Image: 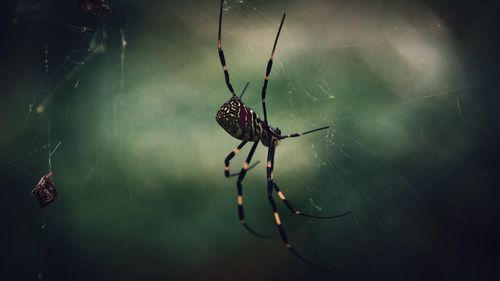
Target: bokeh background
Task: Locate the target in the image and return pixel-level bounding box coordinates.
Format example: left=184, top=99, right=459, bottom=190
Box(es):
left=1, top=0, right=499, bottom=280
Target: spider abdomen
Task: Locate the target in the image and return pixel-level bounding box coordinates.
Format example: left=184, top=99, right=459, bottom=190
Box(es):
left=216, top=96, right=263, bottom=143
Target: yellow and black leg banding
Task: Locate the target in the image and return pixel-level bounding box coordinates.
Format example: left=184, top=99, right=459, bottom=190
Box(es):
left=234, top=141, right=270, bottom=238
left=266, top=144, right=340, bottom=273
left=224, top=142, right=261, bottom=178
left=218, top=0, right=236, bottom=96
left=268, top=195, right=290, bottom=245
left=273, top=183, right=300, bottom=215
left=224, top=141, right=247, bottom=177
left=273, top=182, right=352, bottom=219
left=260, top=13, right=286, bottom=125
left=266, top=146, right=290, bottom=245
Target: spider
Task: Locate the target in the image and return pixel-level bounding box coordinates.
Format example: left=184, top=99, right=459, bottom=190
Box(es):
left=215, top=0, right=351, bottom=272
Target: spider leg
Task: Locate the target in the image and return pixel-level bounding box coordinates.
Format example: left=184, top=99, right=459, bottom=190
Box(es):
left=239, top=81, right=250, bottom=99
left=235, top=141, right=271, bottom=238
left=261, top=13, right=286, bottom=125
left=275, top=126, right=350, bottom=218
left=266, top=145, right=340, bottom=273
left=273, top=183, right=351, bottom=219
left=224, top=140, right=260, bottom=177
left=278, top=126, right=330, bottom=139
left=218, top=0, right=236, bottom=96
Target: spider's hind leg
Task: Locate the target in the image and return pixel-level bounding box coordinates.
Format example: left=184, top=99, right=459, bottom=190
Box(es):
left=266, top=145, right=341, bottom=273
left=273, top=183, right=351, bottom=219
left=234, top=141, right=271, bottom=238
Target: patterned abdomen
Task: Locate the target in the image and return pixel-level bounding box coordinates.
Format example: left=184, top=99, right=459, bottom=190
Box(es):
left=216, top=96, right=261, bottom=142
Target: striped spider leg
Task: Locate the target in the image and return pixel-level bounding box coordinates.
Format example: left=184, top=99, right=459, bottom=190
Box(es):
left=266, top=140, right=351, bottom=273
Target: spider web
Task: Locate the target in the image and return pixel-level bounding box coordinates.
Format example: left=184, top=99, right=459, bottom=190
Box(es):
left=1, top=0, right=497, bottom=280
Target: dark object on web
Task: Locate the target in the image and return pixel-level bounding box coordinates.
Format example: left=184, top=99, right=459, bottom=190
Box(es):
left=79, top=0, right=112, bottom=17
left=32, top=172, right=57, bottom=208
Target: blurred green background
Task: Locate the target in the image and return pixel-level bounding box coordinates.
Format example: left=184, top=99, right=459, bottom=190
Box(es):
left=1, top=0, right=499, bottom=280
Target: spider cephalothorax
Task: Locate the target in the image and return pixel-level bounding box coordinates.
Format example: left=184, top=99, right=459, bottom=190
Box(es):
left=215, top=0, right=350, bottom=272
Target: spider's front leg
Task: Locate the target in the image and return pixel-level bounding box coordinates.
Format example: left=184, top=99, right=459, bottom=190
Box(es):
left=277, top=126, right=330, bottom=140
left=273, top=182, right=351, bottom=219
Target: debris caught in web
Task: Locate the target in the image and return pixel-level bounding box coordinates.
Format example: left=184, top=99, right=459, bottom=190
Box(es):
left=78, top=0, right=112, bottom=17
left=32, top=172, right=57, bottom=208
